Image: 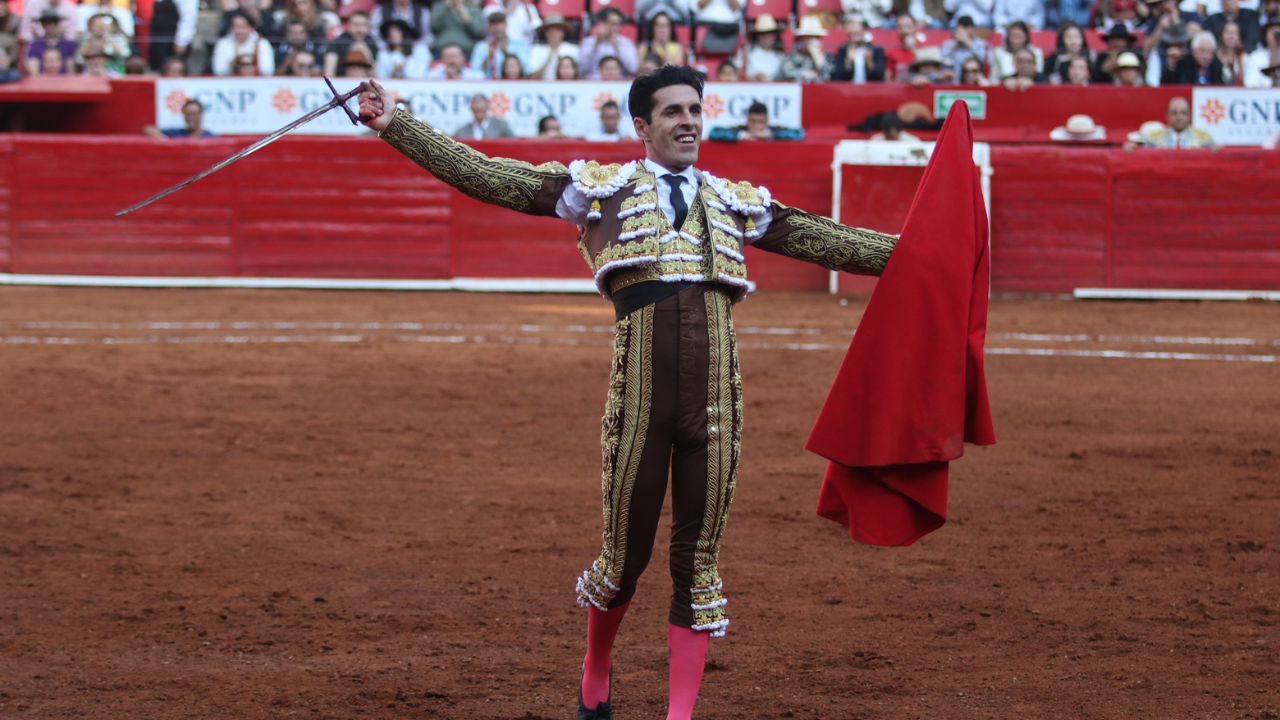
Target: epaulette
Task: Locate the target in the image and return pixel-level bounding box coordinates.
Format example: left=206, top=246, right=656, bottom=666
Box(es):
left=703, top=172, right=772, bottom=239
left=570, top=159, right=638, bottom=219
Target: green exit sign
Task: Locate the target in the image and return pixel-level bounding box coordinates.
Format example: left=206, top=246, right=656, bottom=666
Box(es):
left=934, top=91, right=987, bottom=120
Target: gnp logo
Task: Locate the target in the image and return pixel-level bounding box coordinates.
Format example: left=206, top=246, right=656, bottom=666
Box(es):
left=592, top=91, right=616, bottom=111
left=1199, top=98, right=1225, bottom=125
left=164, top=90, right=190, bottom=114
left=489, top=92, right=512, bottom=118
left=272, top=88, right=298, bottom=114
left=702, top=94, right=725, bottom=119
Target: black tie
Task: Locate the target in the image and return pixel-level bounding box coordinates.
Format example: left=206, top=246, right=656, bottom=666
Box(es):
left=664, top=175, right=688, bottom=231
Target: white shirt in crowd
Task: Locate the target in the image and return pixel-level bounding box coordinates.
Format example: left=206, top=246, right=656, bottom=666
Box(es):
left=484, top=0, right=541, bottom=44
left=211, top=31, right=275, bottom=76
left=527, top=42, right=579, bottom=79
left=690, top=0, right=739, bottom=24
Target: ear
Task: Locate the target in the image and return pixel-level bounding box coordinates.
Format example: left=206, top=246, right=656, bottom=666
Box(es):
left=633, top=115, right=650, bottom=142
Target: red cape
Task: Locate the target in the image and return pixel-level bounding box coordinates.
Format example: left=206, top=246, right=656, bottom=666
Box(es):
left=805, top=102, right=997, bottom=547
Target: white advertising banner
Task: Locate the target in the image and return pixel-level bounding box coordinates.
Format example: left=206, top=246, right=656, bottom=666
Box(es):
left=154, top=79, right=803, bottom=139
left=1191, top=87, right=1280, bottom=146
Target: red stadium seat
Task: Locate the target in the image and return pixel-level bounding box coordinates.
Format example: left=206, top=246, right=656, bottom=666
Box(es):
left=539, top=0, right=589, bottom=22
left=743, top=0, right=795, bottom=21
left=593, top=0, right=637, bottom=20
left=795, top=0, right=841, bottom=15
left=617, top=23, right=638, bottom=41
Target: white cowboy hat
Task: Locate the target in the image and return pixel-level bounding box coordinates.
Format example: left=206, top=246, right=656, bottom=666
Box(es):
left=1050, top=114, right=1107, bottom=141
left=751, top=13, right=780, bottom=34
left=794, top=15, right=828, bottom=37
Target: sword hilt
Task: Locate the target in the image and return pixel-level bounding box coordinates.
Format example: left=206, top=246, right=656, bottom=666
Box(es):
left=325, top=77, right=363, bottom=125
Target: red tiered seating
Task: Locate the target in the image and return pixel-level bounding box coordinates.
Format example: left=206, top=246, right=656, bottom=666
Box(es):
left=592, top=0, right=637, bottom=20
left=743, top=0, right=795, bottom=21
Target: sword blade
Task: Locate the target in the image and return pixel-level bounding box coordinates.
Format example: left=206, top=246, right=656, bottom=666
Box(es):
left=116, top=86, right=363, bottom=217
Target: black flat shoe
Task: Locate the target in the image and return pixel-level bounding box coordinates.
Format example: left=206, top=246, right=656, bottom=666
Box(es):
left=576, top=666, right=613, bottom=720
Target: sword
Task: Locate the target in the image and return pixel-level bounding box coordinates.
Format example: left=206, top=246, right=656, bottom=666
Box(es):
left=116, top=79, right=370, bottom=217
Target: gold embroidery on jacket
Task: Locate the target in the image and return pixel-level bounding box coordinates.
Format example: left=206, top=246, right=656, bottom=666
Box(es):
left=777, top=206, right=898, bottom=276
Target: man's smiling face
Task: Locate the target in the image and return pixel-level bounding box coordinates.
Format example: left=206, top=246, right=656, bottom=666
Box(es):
left=634, top=84, right=702, bottom=173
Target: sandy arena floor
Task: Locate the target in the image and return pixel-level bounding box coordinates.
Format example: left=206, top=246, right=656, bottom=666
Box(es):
left=0, top=288, right=1276, bottom=720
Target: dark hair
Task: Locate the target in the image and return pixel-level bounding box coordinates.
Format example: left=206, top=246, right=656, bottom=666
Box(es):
left=1005, top=20, right=1030, bottom=50
left=557, top=55, right=580, bottom=78
left=747, top=101, right=768, bottom=115
left=601, top=99, right=620, bottom=111
left=537, top=115, right=558, bottom=133
left=598, top=54, right=622, bottom=70
left=649, top=11, right=673, bottom=38
left=881, top=111, right=903, bottom=133
left=1055, top=20, right=1083, bottom=51
left=596, top=7, right=623, bottom=24
left=628, top=64, right=704, bottom=123
left=349, top=10, right=370, bottom=20
left=228, top=9, right=257, bottom=29
left=956, top=15, right=974, bottom=27
left=182, top=98, right=204, bottom=112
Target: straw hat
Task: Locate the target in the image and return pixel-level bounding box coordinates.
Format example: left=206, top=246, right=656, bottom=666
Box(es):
left=539, top=14, right=571, bottom=33
left=341, top=47, right=374, bottom=68
left=1127, top=120, right=1165, bottom=143
left=909, top=46, right=946, bottom=71
left=794, top=15, right=828, bottom=37
left=751, top=13, right=780, bottom=34
left=1050, top=114, right=1107, bottom=141
left=1116, top=51, right=1141, bottom=68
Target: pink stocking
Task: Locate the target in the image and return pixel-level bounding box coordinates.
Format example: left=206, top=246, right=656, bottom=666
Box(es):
left=581, top=601, right=631, bottom=708
left=666, top=623, right=709, bottom=720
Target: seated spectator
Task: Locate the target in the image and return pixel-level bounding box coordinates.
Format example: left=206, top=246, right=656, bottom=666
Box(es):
left=709, top=101, right=805, bottom=141
left=1141, top=0, right=1201, bottom=37
left=80, top=43, right=121, bottom=77
left=25, top=9, right=77, bottom=75
left=454, top=93, right=515, bottom=139
left=1264, top=0, right=1280, bottom=26
left=1207, top=0, right=1260, bottom=50
left=275, top=20, right=326, bottom=71
left=144, top=99, right=217, bottom=139
left=20, top=1, right=76, bottom=45
left=471, top=11, right=530, bottom=78
left=1113, top=49, right=1146, bottom=82
left=1172, top=30, right=1227, bottom=81
left=637, top=0, right=689, bottom=28
left=371, top=0, right=433, bottom=48
left=233, top=52, right=261, bottom=75
left=907, top=0, right=952, bottom=29
left=147, top=0, right=198, bottom=73
left=282, top=48, right=321, bottom=75
left=0, top=45, right=18, bottom=83
left=780, top=16, right=834, bottom=82
left=869, top=111, right=921, bottom=140
left=991, top=20, right=1043, bottom=82
left=940, top=15, right=987, bottom=72
left=427, top=43, right=486, bottom=78
left=79, top=14, right=130, bottom=75
left=556, top=55, right=580, bottom=79
left=694, top=0, right=741, bottom=54
left=1046, top=21, right=1092, bottom=80
left=586, top=100, right=633, bottom=140
left=1098, top=0, right=1141, bottom=32
left=214, top=10, right=276, bottom=75
left=580, top=9, right=638, bottom=79
left=884, top=13, right=923, bottom=80
left=1064, top=53, right=1092, bottom=83
left=944, top=0, right=992, bottom=28
left=959, top=54, right=992, bottom=83
left=123, top=54, right=148, bottom=75
left=716, top=58, right=741, bottom=79
left=598, top=54, right=626, bottom=80
left=905, top=45, right=955, bottom=85
left=281, top=0, right=333, bottom=46
left=1003, top=46, right=1047, bottom=87
left=744, top=14, right=785, bottom=82
left=38, top=44, right=67, bottom=74
left=1092, top=24, right=1137, bottom=82
left=833, top=14, right=888, bottom=82
left=340, top=47, right=374, bottom=77
left=993, top=0, right=1046, bottom=29
left=1259, top=46, right=1280, bottom=85
left=0, top=2, right=20, bottom=64
left=1130, top=96, right=1217, bottom=148
left=163, top=56, right=187, bottom=76
left=844, top=0, right=893, bottom=30
left=324, top=11, right=377, bottom=76
left=1243, top=19, right=1280, bottom=85
left=537, top=114, right=570, bottom=138
left=639, top=51, right=664, bottom=74
left=431, top=0, right=485, bottom=56
left=378, top=19, right=431, bottom=78
left=220, top=0, right=277, bottom=42
left=1216, top=20, right=1246, bottom=81
left=500, top=53, right=525, bottom=78
left=527, top=15, right=578, bottom=80
left=1052, top=0, right=1093, bottom=29
left=485, top=0, right=541, bottom=45
left=1145, top=21, right=1191, bottom=84
left=639, top=12, right=686, bottom=66
left=76, top=0, right=133, bottom=39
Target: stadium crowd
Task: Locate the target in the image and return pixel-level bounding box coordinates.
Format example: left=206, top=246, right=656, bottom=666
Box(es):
left=2, top=0, right=1278, bottom=87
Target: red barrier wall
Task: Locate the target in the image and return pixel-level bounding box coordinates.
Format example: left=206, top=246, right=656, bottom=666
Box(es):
left=2, top=134, right=1278, bottom=293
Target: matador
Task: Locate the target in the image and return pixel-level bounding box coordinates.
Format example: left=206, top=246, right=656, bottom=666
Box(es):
left=357, top=67, right=899, bottom=720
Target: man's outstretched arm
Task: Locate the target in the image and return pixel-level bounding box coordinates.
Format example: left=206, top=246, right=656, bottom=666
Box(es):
left=358, top=81, right=570, bottom=218
left=751, top=202, right=898, bottom=277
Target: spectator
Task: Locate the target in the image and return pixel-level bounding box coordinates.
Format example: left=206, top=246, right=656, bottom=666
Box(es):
left=371, top=0, right=433, bottom=48
left=779, top=15, right=833, bottom=82
left=959, top=54, right=992, bottom=82
left=716, top=58, right=741, bottom=79
left=580, top=9, right=638, bottom=78
left=281, top=0, right=332, bottom=45
left=991, top=20, right=1043, bottom=82
left=454, top=93, right=515, bottom=139
left=843, top=0, right=893, bottom=29
left=1146, top=20, right=1192, bottom=83
left=496, top=53, right=522, bottom=78
left=79, top=14, right=130, bottom=75
left=1046, top=22, right=1091, bottom=80
left=586, top=100, right=633, bottom=140
left=1257, top=46, right=1280, bottom=85
left=471, top=11, right=530, bottom=78
left=378, top=19, right=430, bottom=78
left=324, top=11, right=377, bottom=76
left=940, top=15, right=988, bottom=72
left=709, top=100, right=805, bottom=141
left=527, top=15, right=578, bottom=80
left=638, top=51, right=664, bottom=73
left=1173, top=30, right=1227, bottom=80
left=144, top=99, right=217, bottom=138
left=233, top=52, right=261, bottom=75
left=992, top=0, right=1045, bottom=29
left=1243, top=19, right=1280, bottom=85
left=0, top=3, right=20, bottom=64
left=598, top=54, right=625, bottom=79
left=214, top=10, right=276, bottom=75
left=901, top=0, right=952, bottom=29
left=0, top=45, right=19, bottom=83
left=905, top=45, right=955, bottom=85
left=430, top=0, right=485, bottom=56
left=693, top=0, right=742, bottom=53
left=1216, top=19, right=1247, bottom=80
left=76, top=0, right=133, bottom=39
left=1003, top=46, right=1047, bottom=86
left=340, top=47, right=374, bottom=77
left=537, top=114, right=570, bottom=138
left=274, top=20, right=325, bottom=71
left=1098, top=0, right=1142, bottom=32
left=1141, top=0, right=1200, bottom=36
left=162, top=56, right=187, bottom=76
left=1114, top=49, right=1147, bottom=81
left=38, top=44, right=66, bottom=74
left=1050, top=0, right=1093, bottom=29
left=869, top=111, right=921, bottom=140
left=220, top=0, right=277, bottom=42
left=943, top=0, right=993, bottom=28
left=427, top=42, right=485, bottom=78
left=484, top=0, right=541, bottom=45
left=1264, top=0, right=1280, bottom=26
left=282, top=48, right=321, bottom=75
left=556, top=55, right=580, bottom=78
left=25, top=9, right=77, bottom=75
left=744, top=14, right=785, bottom=81
left=1092, top=24, right=1137, bottom=82
left=637, top=0, right=689, bottom=27
left=79, top=43, right=119, bottom=77
left=885, top=13, right=923, bottom=80
left=1208, top=0, right=1261, bottom=50
left=1064, top=53, right=1093, bottom=82
left=832, top=14, right=887, bottom=81
left=20, top=0, right=75, bottom=44
left=638, top=12, right=686, bottom=66
left=1130, top=96, right=1217, bottom=148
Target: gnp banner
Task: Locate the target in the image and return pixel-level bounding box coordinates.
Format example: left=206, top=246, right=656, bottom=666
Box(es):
left=154, top=78, right=802, bottom=139
left=1192, top=88, right=1280, bottom=146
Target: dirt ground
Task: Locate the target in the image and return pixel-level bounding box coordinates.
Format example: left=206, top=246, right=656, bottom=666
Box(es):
left=0, top=287, right=1276, bottom=720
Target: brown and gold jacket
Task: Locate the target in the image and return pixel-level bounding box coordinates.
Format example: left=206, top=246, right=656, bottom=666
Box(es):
left=379, top=110, right=898, bottom=301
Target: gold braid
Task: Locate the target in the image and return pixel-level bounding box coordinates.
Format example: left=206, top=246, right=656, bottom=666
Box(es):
left=775, top=203, right=898, bottom=276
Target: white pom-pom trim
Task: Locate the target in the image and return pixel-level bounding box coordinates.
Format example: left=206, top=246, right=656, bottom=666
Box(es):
left=619, top=227, right=658, bottom=241
left=618, top=202, right=657, bottom=219
left=633, top=183, right=654, bottom=194
left=716, top=273, right=750, bottom=288
left=660, top=273, right=705, bottom=282
left=691, top=597, right=728, bottom=610
left=704, top=173, right=771, bottom=216
left=715, top=244, right=745, bottom=262
left=710, top=220, right=743, bottom=239
left=659, top=253, right=703, bottom=262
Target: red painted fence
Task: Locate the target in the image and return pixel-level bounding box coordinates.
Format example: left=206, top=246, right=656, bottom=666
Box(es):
left=2, top=134, right=1278, bottom=293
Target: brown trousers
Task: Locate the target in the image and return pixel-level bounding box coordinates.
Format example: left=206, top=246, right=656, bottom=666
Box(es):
left=575, top=284, right=742, bottom=637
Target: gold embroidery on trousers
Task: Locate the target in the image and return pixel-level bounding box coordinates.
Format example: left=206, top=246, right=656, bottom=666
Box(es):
left=576, top=304, right=654, bottom=610
left=779, top=209, right=898, bottom=276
